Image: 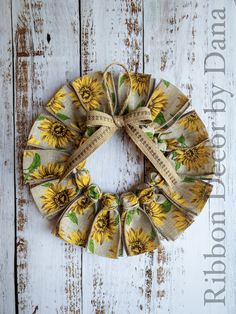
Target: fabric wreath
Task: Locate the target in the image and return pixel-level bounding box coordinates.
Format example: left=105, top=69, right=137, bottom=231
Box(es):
left=23, top=63, right=215, bottom=259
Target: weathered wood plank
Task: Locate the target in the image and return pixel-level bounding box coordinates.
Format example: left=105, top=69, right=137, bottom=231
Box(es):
left=144, top=0, right=236, bottom=313
left=0, top=1, right=15, bottom=313
left=13, top=1, right=82, bottom=313
left=0, top=0, right=233, bottom=313
left=80, top=1, right=157, bottom=313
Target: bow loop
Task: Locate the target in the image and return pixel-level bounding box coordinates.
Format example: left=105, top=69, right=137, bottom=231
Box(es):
left=59, top=63, right=182, bottom=188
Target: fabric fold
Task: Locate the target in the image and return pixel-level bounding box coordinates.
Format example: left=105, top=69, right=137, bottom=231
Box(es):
left=55, top=184, right=102, bottom=247
left=87, top=193, right=121, bottom=259
left=121, top=192, right=160, bottom=256
left=23, top=63, right=215, bottom=259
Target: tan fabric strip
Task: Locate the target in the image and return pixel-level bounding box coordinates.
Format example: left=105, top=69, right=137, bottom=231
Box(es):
left=60, top=106, right=180, bottom=188
left=86, top=111, right=115, bottom=128
left=125, top=124, right=181, bottom=187
left=86, top=107, right=152, bottom=128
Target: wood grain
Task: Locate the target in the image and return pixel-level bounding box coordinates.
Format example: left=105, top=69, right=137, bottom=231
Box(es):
left=0, top=0, right=236, bottom=313
left=13, top=0, right=82, bottom=313
left=0, top=1, right=15, bottom=313
left=80, top=1, right=153, bottom=313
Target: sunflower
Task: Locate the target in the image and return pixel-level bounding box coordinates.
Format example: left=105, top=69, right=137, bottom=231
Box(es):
left=189, top=181, right=212, bottom=210
left=130, top=73, right=150, bottom=96
left=72, top=75, right=104, bottom=110
left=75, top=169, right=91, bottom=189
left=174, top=144, right=211, bottom=171
left=138, top=187, right=156, bottom=205
left=101, top=193, right=119, bottom=209
left=56, top=226, right=66, bottom=239
left=148, top=172, right=165, bottom=188
left=165, top=138, right=180, bottom=150
left=46, top=88, right=66, bottom=113
left=68, top=91, right=81, bottom=106
left=107, top=243, right=119, bottom=259
left=70, top=195, right=93, bottom=215
left=172, top=209, right=192, bottom=232
left=178, top=111, right=207, bottom=136
left=125, top=228, right=157, bottom=256
left=40, top=182, right=77, bottom=215
left=27, top=135, right=40, bottom=146
left=177, top=94, right=189, bottom=108
left=67, top=230, right=89, bottom=247
left=91, top=210, right=117, bottom=244
left=147, top=88, right=168, bottom=120
left=23, top=150, right=34, bottom=157
left=121, top=192, right=139, bottom=210
left=145, top=201, right=166, bottom=226
left=30, top=163, right=64, bottom=180
left=168, top=190, right=189, bottom=209
left=39, top=118, right=75, bottom=148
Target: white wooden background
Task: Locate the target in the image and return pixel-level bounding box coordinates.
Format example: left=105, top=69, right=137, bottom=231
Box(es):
left=0, top=0, right=235, bottom=313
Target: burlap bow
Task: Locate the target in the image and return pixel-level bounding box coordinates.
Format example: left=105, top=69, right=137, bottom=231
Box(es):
left=60, top=63, right=180, bottom=188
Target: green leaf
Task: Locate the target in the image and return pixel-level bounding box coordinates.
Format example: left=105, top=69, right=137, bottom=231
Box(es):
left=177, top=135, right=187, bottom=147
left=66, top=212, right=78, bottom=225
left=161, top=200, right=172, bottom=213
left=119, top=75, right=126, bottom=87
left=145, top=132, right=154, bottom=139
left=27, top=153, right=41, bottom=173
left=111, top=92, right=116, bottom=105
left=172, top=151, right=177, bottom=158
left=114, top=215, right=120, bottom=226
left=41, top=182, right=53, bottom=188
left=85, top=127, right=95, bottom=137
left=36, top=115, right=45, bottom=121
left=154, top=112, right=166, bottom=125
left=137, top=100, right=145, bottom=108
left=23, top=173, right=30, bottom=183
left=150, top=228, right=156, bottom=240
left=125, top=210, right=135, bottom=225
left=88, top=239, right=94, bottom=253
left=173, top=112, right=182, bottom=121
left=163, top=80, right=170, bottom=88
left=175, top=161, right=181, bottom=171
left=88, top=185, right=100, bottom=199
left=182, top=176, right=195, bottom=183
left=119, top=245, right=123, bottom=256
left=56, top=112, right=70, bottom=121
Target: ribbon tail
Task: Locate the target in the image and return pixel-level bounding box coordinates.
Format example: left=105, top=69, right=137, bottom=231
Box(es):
left=59, top=126, right=116, bottom=182
left=125, top=124, right=181, bottom=188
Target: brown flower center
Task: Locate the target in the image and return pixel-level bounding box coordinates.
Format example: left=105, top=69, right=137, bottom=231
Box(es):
left=80, top=87, right=92, bottom=103
left=54, top=190, right=69, bottom=207
left=51, top=122, right=67, bottom=137
left=185, top=147, right=199, bottom=161
left=135, top=74, right=148, bottom=84
left=79, top=196, right=90, bottom=208
left=130, top=240, right=145, bottom=254
left=96, top=215, right=109, bottom=231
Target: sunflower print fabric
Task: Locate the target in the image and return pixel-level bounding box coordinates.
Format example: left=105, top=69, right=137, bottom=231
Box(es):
left=23, top=65, right=214, bottom=258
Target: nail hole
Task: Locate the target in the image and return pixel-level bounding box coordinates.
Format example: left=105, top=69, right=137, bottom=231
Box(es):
left=47, top=33, right=51, bottom=43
